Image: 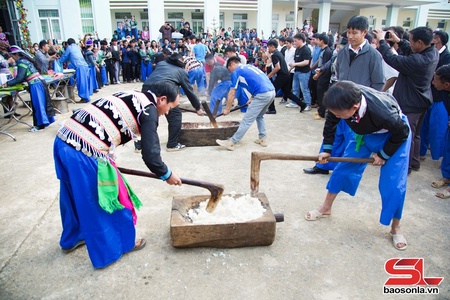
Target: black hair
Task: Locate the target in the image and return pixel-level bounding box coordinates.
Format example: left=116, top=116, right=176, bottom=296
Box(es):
left=365, top=33, right=373, bottom=44
left=293, top=33, right=306, bottom=42
left=205, top=53, right=214, bottom=61
left=267, top=39, right=278, bottom=48
left=224, top=46, right=235, bottom=53
left=226, top=56, right=241, bottom=68
left=323, top=81, right=362, bottom=110
left=312, top=33, right=320, bottom=39
left=166, top=52, right=185, bottom=68
left=347, top=15, right=369, bottom=31
left=279, top=37, right=286, bottom=42
left=67, top=38, right=76, bottom=45
left=435, top=64, right=450, bottom=84
left=434, top=31, right=449, bottom=46
left=317, top=33, right=329, bottom=45
left=39, top=40, right=48, bottom=49
left=409, top=26, right=433, bottom=45
left=286, top=37, right=294, bottom=43
left=162, top=48, right=172, bottom=55
left=145, top=81, right=179, bottom=103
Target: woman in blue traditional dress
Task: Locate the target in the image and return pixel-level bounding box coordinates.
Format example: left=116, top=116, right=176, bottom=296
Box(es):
left=53, top=81, right=182, bottom=269
left=3, top=45, right=55, bottom=131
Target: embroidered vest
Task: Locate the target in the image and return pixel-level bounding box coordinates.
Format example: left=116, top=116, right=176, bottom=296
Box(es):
left=57, top=91, right=151, bottom=159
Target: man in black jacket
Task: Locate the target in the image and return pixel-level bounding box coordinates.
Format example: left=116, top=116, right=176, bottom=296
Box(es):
left=305, top=81, right=411, bottom=251
left=141, top=53, right=205, bottom=151
left=375, top=26, right=438, bottom=174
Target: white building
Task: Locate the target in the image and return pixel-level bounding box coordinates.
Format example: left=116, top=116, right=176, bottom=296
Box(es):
left=3, top=0, right=449, bottom=45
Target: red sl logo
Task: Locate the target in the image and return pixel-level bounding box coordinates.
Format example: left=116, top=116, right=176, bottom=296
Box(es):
left=385, top=258, right=444, bottom=286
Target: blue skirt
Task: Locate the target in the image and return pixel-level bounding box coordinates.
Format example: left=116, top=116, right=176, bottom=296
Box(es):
left=88, top=65, right=98, bottom=95
left=29, top=80, right=55, bottom=127
left=53, top=138, right=136, bottom=268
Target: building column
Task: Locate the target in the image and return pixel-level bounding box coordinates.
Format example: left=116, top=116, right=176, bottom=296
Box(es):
left=317, top=0, right=331, bottom=33
left=385, top=5, right=400, bottom=27
left=258, top=0, right=272, bottom=40
left=204, top=0, right=220, bottom=37
left=92, top=0, right=112, bottom=39
left=414, top=4, right=431, bottom=28
left=59, top=1, right=83, bottom=40
left=148, top=0, right=165, bottom=42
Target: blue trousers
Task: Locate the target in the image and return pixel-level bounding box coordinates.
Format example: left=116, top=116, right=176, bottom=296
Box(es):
left=209, top=80, right=232, bottom=114
left=53, top=138, right=136, bottom=268
left=317, top=120, right=355, bottom=170
left=419, top=101, right=447, bottom=160
left=326, top=115, right=411, bottom=226
left=76, top=65, right=90, bottom=101
left=235, top=86, right=249, bottom=113
left=188, top=68, right=206, bottom=93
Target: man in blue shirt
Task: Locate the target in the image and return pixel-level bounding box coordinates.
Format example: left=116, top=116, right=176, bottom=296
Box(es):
left=58, top=38, right=90, bottom=102
left=216, top=56, right=275, bottom=150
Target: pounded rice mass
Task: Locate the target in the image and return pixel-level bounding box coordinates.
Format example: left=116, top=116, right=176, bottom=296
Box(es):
left=187, top=193, right=266, bottom=224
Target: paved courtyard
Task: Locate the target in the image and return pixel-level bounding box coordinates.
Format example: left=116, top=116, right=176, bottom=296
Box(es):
left=0, top=83, right=448, bottom=299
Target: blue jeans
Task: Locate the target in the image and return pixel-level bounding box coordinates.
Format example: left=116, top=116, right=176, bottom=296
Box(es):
left=293, top=71, right=311, bottom=106
left=231, top=90, right=275, bottom=143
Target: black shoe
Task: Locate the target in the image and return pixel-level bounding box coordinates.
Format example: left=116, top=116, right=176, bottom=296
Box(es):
left=303, top=166, right=329, bottom=175
left=77, top=98, right=89, bottom=103
left=266, top=110, right=276, bottom=114
left=61, top=240, right=86, bottom=254
left=299, top=100, right=307, bottom=112
left=411, top=166, right=420, bottom=171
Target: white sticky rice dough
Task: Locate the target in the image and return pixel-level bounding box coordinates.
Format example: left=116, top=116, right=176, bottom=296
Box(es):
left=187, top=193, right=266, bottom=224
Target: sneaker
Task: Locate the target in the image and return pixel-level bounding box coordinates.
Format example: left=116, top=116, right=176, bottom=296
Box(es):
left=254, top=137, right=268, bottom=147
left=286, top=103, right=299, bottom=108
left=279, top=99, right=287, bottom=104
left=216, top=139, right=235, bottom=151
left=166, top=143, right=186, bottom=152
left=28, top=126, right=44, bottom=132
left=265, top=110, right=277, bottom=114
left=135, top=148, right=142, bottom=153
left=304, top=106, right=311, bottom=111
left=314, top=114, right=325, bottom=120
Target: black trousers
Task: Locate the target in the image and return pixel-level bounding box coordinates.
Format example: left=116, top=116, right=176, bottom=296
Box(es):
left=165, top=106, right=182, bottom=148
left=309, top=73, right=318, bottom=105
left=105, top=59, right=115, bottom=84
left=317, top=79, right=330, bottom=118
left=268, top=74, right=303, bottom=112
left=122, top=62, right=131, bottom=82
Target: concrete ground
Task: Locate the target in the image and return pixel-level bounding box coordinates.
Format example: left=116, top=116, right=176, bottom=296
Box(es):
left=0, top=83, right=448, bottom=300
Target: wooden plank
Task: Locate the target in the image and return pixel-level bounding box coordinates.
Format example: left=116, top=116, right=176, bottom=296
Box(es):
left=170, top=193, right=276, bottom=248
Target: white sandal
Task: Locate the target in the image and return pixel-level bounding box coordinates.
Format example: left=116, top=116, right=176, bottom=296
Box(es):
left=305, top=209, right=330, bottom=221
